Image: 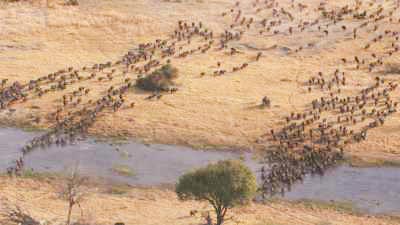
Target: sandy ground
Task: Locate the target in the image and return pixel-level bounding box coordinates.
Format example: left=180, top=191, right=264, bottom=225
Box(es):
left=0, top=176, right=399, bottom=225
left=0, top=0, right=399, bottom=165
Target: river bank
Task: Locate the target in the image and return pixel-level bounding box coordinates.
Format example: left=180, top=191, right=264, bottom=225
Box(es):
left=0, top=176, right=399, bottom=225
left=1, top=127, right=400, bottom=216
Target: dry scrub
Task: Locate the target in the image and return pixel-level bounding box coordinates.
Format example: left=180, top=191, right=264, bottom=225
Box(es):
left=0, top=176, right=399, bottom=225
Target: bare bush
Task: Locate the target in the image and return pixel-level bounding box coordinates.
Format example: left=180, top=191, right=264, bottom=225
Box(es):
left=59, top=168, right=87, bottom=225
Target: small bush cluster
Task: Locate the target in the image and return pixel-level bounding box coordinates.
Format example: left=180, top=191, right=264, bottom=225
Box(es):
left=135, top=64, right=178, bottom=91
left=64, top=0, right=79, bottom=6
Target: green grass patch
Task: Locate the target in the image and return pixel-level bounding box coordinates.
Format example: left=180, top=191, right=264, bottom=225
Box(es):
left=0, top=121, right=48, bottom=133
left=118, top=149, right=131, bottom=159
left=94, top=135, right=129, bottom=145
left=253, top=220, right=288, bottom=225
left=314, top=222, right=334, bottom=225
left=291, top=199, right=361, bottom=215
left=0, top=169, right=62, bottom=181
left=111, top=165, right=136, bottom=177
left=106, top=184, right=132, bottom=195
left=20, top=125, right=47, bottom=133
left=346, top=155, right=400, bottom=168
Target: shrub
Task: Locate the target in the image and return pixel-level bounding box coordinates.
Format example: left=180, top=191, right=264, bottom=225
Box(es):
left=65, top=0, right=79, bottom=6
left=135, top=64, right=178, bottom=91
left=176, top=160, right=257, bottom=225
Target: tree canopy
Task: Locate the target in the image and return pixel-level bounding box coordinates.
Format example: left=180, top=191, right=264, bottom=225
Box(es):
left=176, top=160, right=257, bottom=225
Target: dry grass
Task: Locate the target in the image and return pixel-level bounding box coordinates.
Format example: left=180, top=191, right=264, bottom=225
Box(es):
left=2, top=1, right=400, bottom=224
left=0, top=177, right=398, bottom=225
left=383, top=62, right=400, bottom=75
left=0, top=204, right=40, bottom=225
left=0, top=0, right=399, bottom=166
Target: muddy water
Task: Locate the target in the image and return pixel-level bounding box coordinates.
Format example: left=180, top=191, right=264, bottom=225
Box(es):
left=0, top=128, right=399, bottom=215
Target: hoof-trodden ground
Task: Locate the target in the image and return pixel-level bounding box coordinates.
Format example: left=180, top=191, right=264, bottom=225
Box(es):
left=1, top=0, right=400, bottom=224
left=0, top=0, right=400, bottom=163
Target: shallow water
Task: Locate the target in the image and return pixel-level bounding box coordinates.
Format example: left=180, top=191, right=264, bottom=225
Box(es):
left=0, top=128, right=399, bottom=215
left=0, top=128, right=256, bottom=185
left=285, top=166, right=400, bottom=215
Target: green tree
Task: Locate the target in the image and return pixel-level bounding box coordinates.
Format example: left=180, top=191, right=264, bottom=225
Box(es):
left=176, top=160, right=257, bottom=225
